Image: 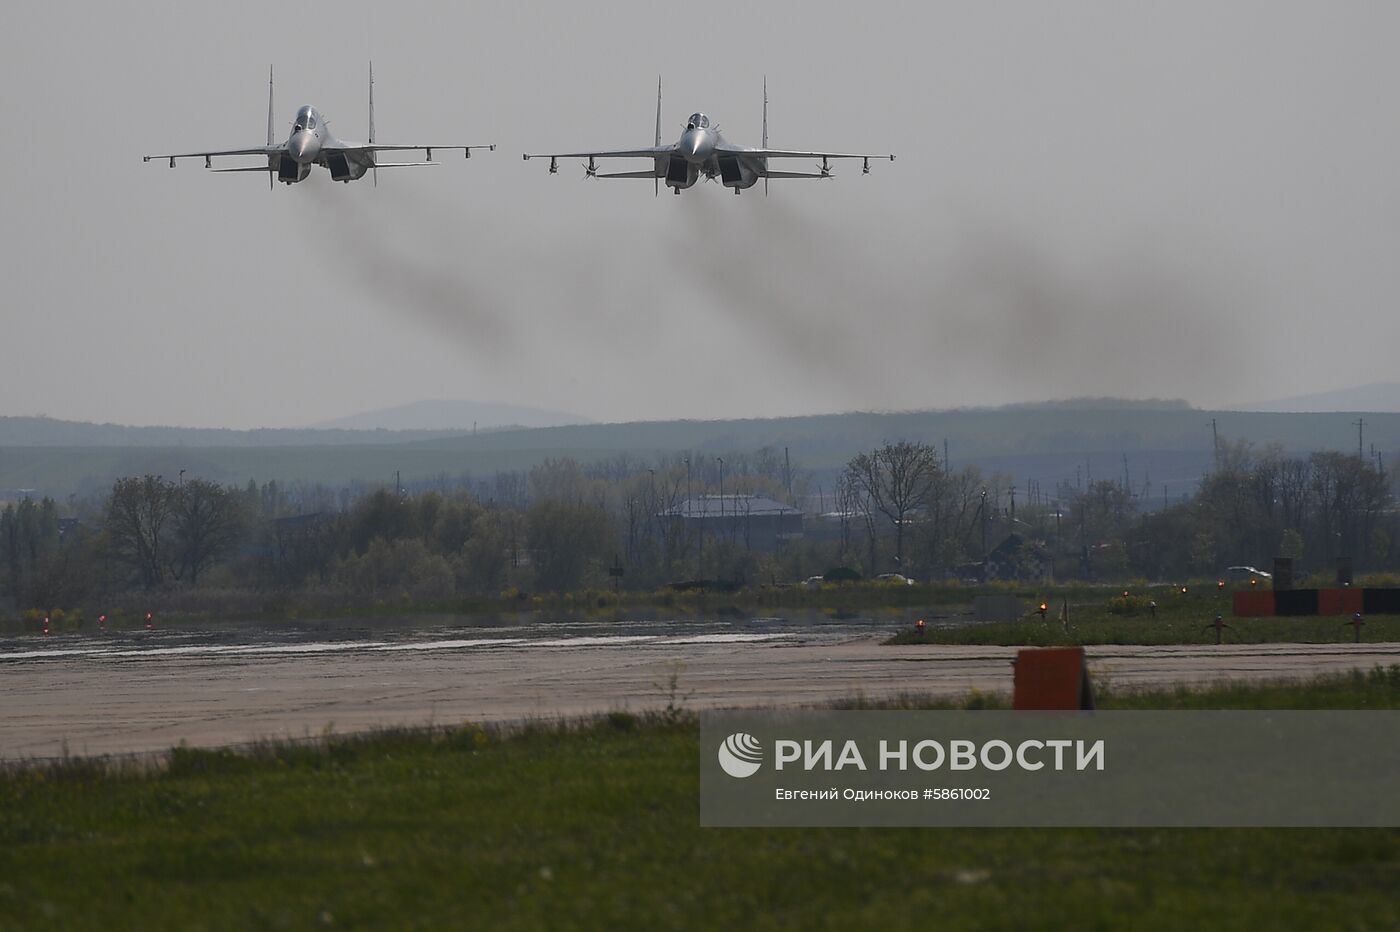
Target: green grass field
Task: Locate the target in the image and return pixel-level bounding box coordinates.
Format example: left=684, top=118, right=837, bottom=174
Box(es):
left=884, top=586, right=1400, bottom=646
left=2, top=669, right=1398, bottom=930
left=19, top=580, right=1395, bottom=650
left=885, top=613, right=1400, bottom=646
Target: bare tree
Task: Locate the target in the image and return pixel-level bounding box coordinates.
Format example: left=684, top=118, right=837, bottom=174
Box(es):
left=172, top=479, right=247, bottom=585
left=106, top=475, right=179, bottom=589
left=844, top=441, right=941, bottom=572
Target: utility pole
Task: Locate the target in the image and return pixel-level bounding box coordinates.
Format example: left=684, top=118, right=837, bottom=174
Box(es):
left=1211, top=418, right=1219, bottom=470
left=784, top=446, right=792, bottom=504
left=717, top=457, right=725, bottom=548
left=980, top=488, right=988, bottom=566
left=1080, top=504, right=1088, bottom=578
left=647, top=468, right=656, bottom=556
left=692, top=459, right=703, bottom=576
left=1355, top=418, right=1366, bottom=461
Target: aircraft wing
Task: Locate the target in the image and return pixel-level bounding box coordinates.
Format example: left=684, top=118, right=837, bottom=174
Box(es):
left=524, top=147, right=672, bottom=161
left=143, top=146, right=280, bottom=166
left=719, top=147, right=895, bottom=162
left=331, top=144, right=495, bottom=158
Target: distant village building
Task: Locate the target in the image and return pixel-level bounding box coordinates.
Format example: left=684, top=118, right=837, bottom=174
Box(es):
left=954, top=533, right=1051, bottom=583
left=660, top=495, right=803, bottom=552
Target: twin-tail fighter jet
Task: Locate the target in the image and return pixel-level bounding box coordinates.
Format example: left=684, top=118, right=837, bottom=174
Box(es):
left=143, top=66, right=494, bottom=187
left=523, top=78, right=894, bottom=195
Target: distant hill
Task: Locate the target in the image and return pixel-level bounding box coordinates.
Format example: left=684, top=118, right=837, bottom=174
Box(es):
left=311, top=400, right=592, bottom=432
left=396, top=408, right=1397, bottom=479
left=1233, top=383, right=1400, bottom=413
left=2, top=405, right=1396, bottom=500
left=993, top=397, right=1192, bottom=412
left=0, top=416, right=462, bottom=448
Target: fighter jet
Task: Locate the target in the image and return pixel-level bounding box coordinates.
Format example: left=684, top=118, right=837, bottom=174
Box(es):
left=523, top=78, right=893, bottom=195
left=144, top=66, right=494, bottom=186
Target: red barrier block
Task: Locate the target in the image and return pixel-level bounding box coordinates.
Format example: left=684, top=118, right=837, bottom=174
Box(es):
left=1316, top=589, right=1364, bottom=616
left=1232, top=590, right=1276, bottom=617
left=1013, top=647, right=1095, bottom=710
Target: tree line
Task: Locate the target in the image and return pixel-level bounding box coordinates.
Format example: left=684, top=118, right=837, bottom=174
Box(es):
left=1, top=439, right=1395, bottom=615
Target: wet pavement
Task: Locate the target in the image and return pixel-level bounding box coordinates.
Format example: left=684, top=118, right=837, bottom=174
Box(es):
left=2, top=616, right=1397, bottom=760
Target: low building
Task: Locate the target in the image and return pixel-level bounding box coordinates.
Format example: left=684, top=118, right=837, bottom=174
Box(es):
left=660, top=495, right=803, bottom=552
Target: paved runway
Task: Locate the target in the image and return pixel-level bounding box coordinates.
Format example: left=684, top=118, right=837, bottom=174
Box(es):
left=3, top=635, right=1398, bottom=760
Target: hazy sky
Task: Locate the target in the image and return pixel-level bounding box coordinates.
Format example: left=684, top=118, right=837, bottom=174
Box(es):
left=4, top=2, right=1400, bottom=428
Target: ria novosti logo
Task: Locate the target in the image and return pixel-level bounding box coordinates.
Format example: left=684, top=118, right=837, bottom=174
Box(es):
left=718, top=733, right=763, bottom=778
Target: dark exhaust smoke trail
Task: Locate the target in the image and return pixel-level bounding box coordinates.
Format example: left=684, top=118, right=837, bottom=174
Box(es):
left=303, top=174, right=1258, bottom=414
left=672, top=192, right=1258, bottom=409
left=302, top=180, right=518, bottom=355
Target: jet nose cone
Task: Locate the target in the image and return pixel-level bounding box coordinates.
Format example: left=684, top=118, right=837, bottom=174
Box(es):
left=682, top=130, right=711, bottom=163
left=290, top=131, right=319, bottom=164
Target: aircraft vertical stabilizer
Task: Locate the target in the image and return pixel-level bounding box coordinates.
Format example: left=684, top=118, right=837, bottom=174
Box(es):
left=762, top=77, right=768, bottom=148
left=266, top=66, right=275, bottom=145
left=267, top=66, right=275, bottom=189
left=369, top=61, right=377, bottom=187
left=762, top=77, right=769, bottom=196
left=654, top=75, right=663, bottom=197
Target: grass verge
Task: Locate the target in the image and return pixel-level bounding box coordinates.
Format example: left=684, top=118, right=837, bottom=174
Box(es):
left=886, top=604, right=1400, bottom=646
left=2, top=669, right=1399, bottom=930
